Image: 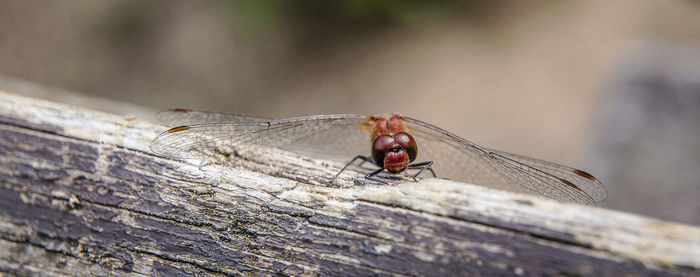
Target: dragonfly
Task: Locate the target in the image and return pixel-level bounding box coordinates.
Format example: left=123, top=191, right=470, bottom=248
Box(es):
left=150, top=109, right=607, bottom=205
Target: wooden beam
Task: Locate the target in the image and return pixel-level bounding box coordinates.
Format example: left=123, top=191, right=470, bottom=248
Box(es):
left=0, top=91, right=698, bottom=276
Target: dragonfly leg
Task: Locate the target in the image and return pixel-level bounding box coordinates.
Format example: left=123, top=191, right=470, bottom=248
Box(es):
left=363, top=167, right=388, bottom=184
left=407, top=161, right=436, bottom=181
left=330, top=155, right=376, bottom=184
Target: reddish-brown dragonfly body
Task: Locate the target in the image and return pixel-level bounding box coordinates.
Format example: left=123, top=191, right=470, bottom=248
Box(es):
left=365, top=114, right=418, bottom=173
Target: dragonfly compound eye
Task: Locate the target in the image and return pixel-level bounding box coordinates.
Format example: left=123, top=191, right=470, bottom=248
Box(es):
left=371, top=135, right=394, bottom=167
left=393, top=132, right=417, bottom=162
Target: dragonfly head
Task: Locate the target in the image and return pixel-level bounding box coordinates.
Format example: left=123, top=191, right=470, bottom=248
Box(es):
left=371, top=132, right=417, bottom=173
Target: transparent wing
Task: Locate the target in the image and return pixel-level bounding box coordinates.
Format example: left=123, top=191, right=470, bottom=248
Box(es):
left=150, top=114, right=370, bottom=162
left=155, top=108, right=273, bottom=125
left=404, top=117, right=607, bottom=205
left=485, top=149, right=607, bottom=203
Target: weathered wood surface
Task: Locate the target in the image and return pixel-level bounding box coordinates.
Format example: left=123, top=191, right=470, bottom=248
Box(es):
left=0, top=91, right=698, bottom=277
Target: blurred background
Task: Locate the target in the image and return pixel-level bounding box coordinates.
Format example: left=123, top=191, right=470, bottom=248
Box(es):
left=0, top=0, right=698, bottom=224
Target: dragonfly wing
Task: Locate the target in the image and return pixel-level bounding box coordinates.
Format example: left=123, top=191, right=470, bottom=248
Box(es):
left=150, top=114, right=370, bottom=163
left=150, top=122, right=271, bottom=160
left=278, top=118, right=371, bottom=162
left=155, top=109, right=273, bottom=125
left=485, top=149, right=607, bottom=202
left=404, top=117, right=604, bottom=205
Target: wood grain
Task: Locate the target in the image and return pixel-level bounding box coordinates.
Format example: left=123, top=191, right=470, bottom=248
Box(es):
left=0, top=91, right=698, bottom=276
